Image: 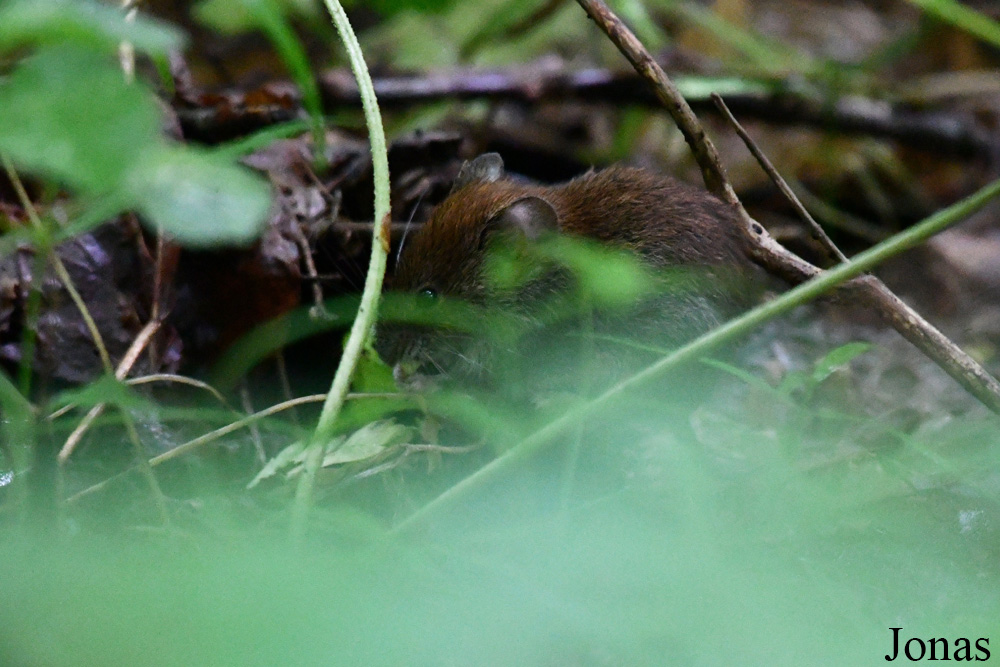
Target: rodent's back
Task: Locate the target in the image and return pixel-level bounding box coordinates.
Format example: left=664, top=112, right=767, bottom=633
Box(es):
left=391, top=164, right=757, bottom=304
left=550, top=167, right=751, bottom=270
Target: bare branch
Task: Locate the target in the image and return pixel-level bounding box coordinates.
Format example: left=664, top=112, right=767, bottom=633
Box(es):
left=574, top=0, right=1000, bottom=415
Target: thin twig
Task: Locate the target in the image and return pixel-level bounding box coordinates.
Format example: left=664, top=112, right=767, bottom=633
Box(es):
left=287, top=214, right=331, bottom=319
left=151, top=394, right=326, bottom=466
left=57, top=319, right=162, bottom=462
left=125, top=373, right=230, bottom=404
left=713, top=94, right=1000, bottom=414
left=240, top=381, right=268, bottom=465
left=48, top=372, right=230, bottom=423
left=711, top=93, right=847, bottom=264
left=119, top=0, right=141, bottom=83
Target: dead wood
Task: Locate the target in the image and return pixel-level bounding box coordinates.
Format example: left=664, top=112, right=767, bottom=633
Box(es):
left=313, top=67, right=995, bottom=159
left=168, top=62, right=996, bottom=160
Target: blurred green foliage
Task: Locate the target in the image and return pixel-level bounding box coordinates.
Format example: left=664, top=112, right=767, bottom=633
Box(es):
left=0, top=45, right=164, bottom=197
left=3, top=383, right=998, bottom=664
left=195, top=0, right=327, bottom=155
left=905, top=0, right=1000, bottom=49
left=0, top=0, right=184, bottom=53
left=194, top=0, right=320, bottom=33
left=345, top=0, right=460, bottom=15
left=0, top=0, right=270, bottom=247
left=1, top=2, right=999, bottom=664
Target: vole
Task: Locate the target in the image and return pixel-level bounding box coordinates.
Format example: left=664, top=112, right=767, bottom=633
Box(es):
left=378, top=153, right=763, bottom=387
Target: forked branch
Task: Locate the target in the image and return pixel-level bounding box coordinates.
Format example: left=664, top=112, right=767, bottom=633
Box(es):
left=574, top=0, right=1000, bottom=414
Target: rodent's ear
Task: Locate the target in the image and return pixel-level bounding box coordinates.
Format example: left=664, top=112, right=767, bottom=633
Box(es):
left=483, top=196, right=559, bottom=245
left=452, top=153, right=504, bottom=191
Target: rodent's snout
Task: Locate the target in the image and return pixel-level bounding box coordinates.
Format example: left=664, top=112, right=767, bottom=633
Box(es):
left=374, top=323, right=442, bottom=389
left=391, top=357, right=438, bottom=391
left=391, top=359, right=417, bottom=385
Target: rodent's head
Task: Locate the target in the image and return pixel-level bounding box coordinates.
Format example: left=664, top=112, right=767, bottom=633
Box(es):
left=379, top=154, right=561, bottom=384
left=391, top=154, right=559, bottom=305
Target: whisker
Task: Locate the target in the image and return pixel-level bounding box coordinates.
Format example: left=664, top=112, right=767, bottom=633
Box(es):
left=396, top=191, right=426, bottom=267
left=420, top=349, right=447, bottom=376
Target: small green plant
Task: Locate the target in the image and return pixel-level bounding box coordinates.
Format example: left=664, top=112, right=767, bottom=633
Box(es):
left=707, top=341, right=873, bottom=406
left=0, top=0, right=272, bottom=247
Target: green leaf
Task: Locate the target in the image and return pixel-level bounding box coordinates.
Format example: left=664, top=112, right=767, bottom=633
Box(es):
left=0, top=0, right=184, bottom=55
left=352, top=348, right=397, bottom=394
left=249, top=421, right=410, bottom=488
left=904, top=0, right=1000, bottom=50
left=323, top=420, right=410, bottom=466
left=811, top=342, right=872, bottom=384
left=127, top=145, right=272, bottom=247
left=195, top=0, right=318, bottom=34
left=776, top=370, right=810, bottom=396
left=247, top=439, right=309, bottom=488
left=0, top=45, right=162, bottom=195
left=0, top=45, right=270, bottom=247
left=550, top=238, right=653, bottom=307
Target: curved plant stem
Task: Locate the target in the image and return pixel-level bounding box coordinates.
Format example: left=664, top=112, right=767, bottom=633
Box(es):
left=394, top=176, right=1000, bottom=533
left=292, top=0, right=391, bottom=542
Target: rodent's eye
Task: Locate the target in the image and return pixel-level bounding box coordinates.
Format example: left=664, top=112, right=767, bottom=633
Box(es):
left=419, top=287, right=438, bottom=300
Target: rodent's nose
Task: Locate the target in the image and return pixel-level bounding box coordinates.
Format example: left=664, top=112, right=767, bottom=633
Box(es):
left=392, top=358, right=421, bottom=386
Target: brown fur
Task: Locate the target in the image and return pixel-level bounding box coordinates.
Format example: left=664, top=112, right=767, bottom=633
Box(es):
left=392, top=167, right=755, bottom=299
left=382, top=165, right=763, bottom=383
